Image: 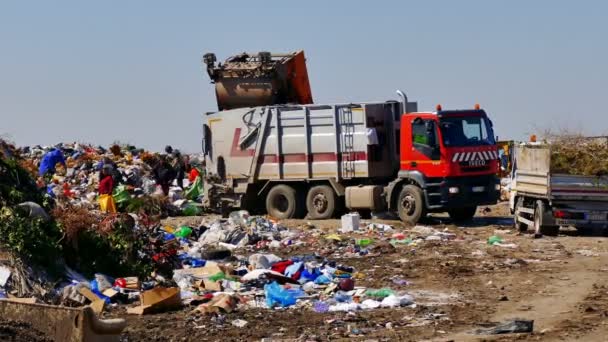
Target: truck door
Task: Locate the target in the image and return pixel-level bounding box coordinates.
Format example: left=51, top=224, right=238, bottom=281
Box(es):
left=402, top=117, right=443, bottom=177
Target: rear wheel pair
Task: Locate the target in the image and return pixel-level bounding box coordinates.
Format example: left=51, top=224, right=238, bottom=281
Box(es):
left=515, top=198, right=559, bottom=236
left=265, top=184, right=336, bottom=220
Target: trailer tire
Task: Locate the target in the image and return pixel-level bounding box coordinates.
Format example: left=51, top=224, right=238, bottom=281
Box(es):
left=306, top=185, right=336, bottom=219
left=266, top=184, right=303, bottom=219
left=448, top=206, right=477, bottom=223
left=397, top=185, right=426, bottom=225
left=534, top=200, right=559, bottom=236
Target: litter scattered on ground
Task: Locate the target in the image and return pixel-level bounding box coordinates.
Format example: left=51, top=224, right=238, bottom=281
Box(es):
left=474, top=319, right=534, bottom=335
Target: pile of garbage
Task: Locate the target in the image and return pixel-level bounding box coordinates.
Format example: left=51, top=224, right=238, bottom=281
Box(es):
left=16, top=142, right=205, bottom=216
left=51, top=211, right=417, bottom=316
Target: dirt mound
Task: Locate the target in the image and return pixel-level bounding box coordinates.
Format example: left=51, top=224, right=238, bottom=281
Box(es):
left=0, top=318, right=52, bottom=342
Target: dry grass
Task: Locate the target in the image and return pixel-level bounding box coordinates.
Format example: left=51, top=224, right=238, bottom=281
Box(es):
left=544, top=131, right=608, bottom=176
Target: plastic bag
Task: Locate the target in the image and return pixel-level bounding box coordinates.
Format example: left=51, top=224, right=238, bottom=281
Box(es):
left=98, top=194, right=117, bottom=213
left=174, top=226, right=193, bottom=238
left=113, top=185, right=131, bottom=204
left=185, top=176, right=203, bottom=200
left=265, top=281, right=298, bottom=308
left=182, top=204, right=202, bottom=216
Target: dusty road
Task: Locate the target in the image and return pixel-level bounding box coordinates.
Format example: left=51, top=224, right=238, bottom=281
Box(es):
left=116, top=203, right=608, bottom=341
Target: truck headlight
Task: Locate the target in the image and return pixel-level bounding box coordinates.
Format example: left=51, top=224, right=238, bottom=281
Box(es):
left=449, top=187, right=460, bottom=194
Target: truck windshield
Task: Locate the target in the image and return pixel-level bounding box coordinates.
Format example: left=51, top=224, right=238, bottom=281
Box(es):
left=440, top=116, right=495, bottom=147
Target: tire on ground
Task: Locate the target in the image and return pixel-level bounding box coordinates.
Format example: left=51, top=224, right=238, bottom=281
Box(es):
left=265, top=184, right=304, bottom=219
left=534, top=200, right=559, bottom=236
left=306, top=185, right=337, bottom=219
left=397, top=184, right=426, bottom=225
left=448, top=206, right=477, bottom=222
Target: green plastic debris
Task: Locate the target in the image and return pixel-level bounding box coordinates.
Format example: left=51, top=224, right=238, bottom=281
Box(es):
left=356, top=238, right=373, bottom=247
left=209, top=272, right=226, bottom=282
left=488, top=235, right=503, bottom=245
left=174, top=226, right=192, bottom=238
left=390, top=238, right=412, bottom=247
left=112, top=185, right=131, bottom=204
left=365, top=288, right=395, bottom=299
left=182, top=204, right=202, bottom=216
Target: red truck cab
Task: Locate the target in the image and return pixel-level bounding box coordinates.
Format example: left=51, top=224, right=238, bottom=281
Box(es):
left=388, top=106, right=500, bottom=224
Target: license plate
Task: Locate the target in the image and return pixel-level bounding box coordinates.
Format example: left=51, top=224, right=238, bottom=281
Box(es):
left=472, top=186, right=485, bottom=193
left=588, top=212, right=606, bottom=221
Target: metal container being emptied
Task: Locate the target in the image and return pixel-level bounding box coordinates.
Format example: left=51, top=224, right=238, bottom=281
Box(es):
left=203, top=51, right=313, bottom=111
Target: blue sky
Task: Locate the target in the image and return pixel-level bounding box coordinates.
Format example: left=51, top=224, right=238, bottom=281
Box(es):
left=1, top=1, right=607, bottom=152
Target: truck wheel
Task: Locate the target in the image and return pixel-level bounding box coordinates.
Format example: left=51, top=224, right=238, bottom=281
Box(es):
left=266, top=184, right=303, bottom=219
left=448, top=206, right=477, bottom=223
left=397, top=185, right=426, bottom=225
left=514, top=197, right=528, bottom=232
left=306, top=185, right=336, bottom=219
left=534, top=200, right=559, bottom=236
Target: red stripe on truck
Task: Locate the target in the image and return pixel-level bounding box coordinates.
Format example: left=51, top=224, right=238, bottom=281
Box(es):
left=259, top=152, right=367, bottom=164
left=230, top=128, right=256, bottom=157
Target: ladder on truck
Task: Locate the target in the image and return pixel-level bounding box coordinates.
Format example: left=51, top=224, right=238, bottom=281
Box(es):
left=339, top=106, right=356, bottom=179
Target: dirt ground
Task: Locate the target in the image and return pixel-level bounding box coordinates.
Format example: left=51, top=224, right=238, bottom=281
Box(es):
left=0, top=318, right=52, bottom=342
left=112, top=203, right=608, bottom=342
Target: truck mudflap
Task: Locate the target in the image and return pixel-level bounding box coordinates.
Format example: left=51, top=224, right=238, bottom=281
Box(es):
left=425, top=175, right=500, bottom=210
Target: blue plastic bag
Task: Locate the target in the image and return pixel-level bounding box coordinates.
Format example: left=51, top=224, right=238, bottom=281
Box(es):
left=314, top=275, right=331, bottom=285
left=264, top=281, right=298, bottom=308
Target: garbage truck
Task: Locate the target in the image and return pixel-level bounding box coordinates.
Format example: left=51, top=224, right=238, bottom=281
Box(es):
left=200, top=92, right=500, bottom=224
left=510, top=142, right=608, bottom=235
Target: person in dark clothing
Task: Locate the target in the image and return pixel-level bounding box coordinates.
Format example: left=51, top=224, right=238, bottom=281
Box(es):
left=153, top=156, right=176, bottom=196
left=165, top=145, right=185, bottom=189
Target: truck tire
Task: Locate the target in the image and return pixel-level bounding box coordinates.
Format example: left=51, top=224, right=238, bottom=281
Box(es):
left=266, top=184, right=303, bottom=219
left=448, top=206, right=477, bottom=223
left=306, top=185, right=336, bottom=219
left=397, top=185, right=426, bottom=225
left=514, top=197, right=528, bottom=232
left=534, top=200, right=559, bottom=236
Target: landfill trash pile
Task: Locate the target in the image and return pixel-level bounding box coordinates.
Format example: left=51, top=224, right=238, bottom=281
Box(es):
left=14, top=141, right=205, bottom=216
left=545, top=133, right=608, bottom=176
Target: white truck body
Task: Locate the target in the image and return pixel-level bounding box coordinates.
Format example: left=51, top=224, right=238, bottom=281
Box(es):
left=201, top=101, right=402, bottom=212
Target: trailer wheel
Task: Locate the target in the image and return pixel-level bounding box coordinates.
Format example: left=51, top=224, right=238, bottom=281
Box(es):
left=306, top=185, right=336, bottom=219
left=397, top=185, right=426, bottom=225
left=265, top=184, right=303, bottom=219
left=534, top=200, right=559, bottom=236
left=448, top=206, right=477, bottom=223
left=514, top=197, right=528, bottom=232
